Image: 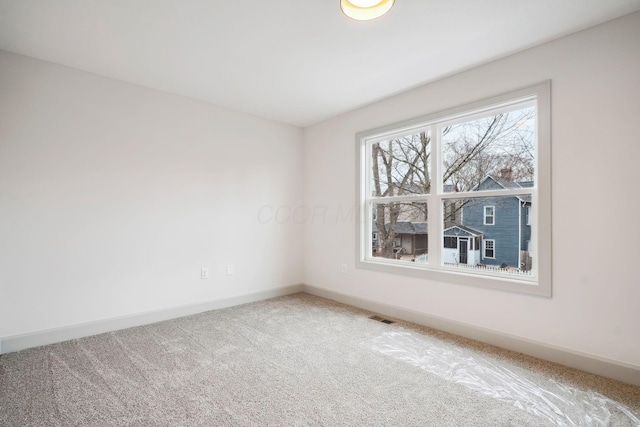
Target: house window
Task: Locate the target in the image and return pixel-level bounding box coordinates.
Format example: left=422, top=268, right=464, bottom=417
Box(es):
left=484, top=206, right=495, bottom=225
left=484, top=239, right=496, bottom=259
left=444, top=236, right=457, bottom=248
left=357, top=82, right=552, bottom=296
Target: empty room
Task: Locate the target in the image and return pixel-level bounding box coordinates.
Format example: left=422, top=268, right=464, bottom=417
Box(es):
left=1, top=1, right=640, bottom=425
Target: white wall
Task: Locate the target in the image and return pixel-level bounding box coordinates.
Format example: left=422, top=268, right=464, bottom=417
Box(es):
left=0, top=51, right=303, bottom=338
left=2, top=12, right=639, bottom=372
left=303, top=12, right=640, bottom=368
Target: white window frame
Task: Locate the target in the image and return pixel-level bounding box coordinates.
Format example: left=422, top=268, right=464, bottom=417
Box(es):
left=356, top=82, right=552, bottom=297
left=483, top=239, right=496, bottom=259
left=484, top=206, right=495, bottom=225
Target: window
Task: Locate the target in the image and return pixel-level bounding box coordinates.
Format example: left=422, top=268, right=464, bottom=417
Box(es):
left=444, top=236, right=457, bottom=249
left=484, top=206, right=495, bottom=225
left=483, top=239, right=495, bottom=259
left=357, top=82, right=552, bottom=296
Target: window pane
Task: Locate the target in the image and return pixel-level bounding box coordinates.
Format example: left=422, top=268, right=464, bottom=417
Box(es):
left=484, top=240, right=495, bottom=258
left=442, top=197, right=533, bottom=276
left=441, top=106, right=535, bottom=193
left=371, top=201, right=428, bottom=263
left=484, top=206, right=495, bottom=225
left=443, top=236, right=457, bottom=249
left=371, top=130, right=431, bottom=197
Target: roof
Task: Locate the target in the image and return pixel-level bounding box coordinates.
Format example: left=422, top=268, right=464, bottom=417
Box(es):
left=483, top=175, right=524, bottom=190
left=443, top=225, right=484, bottom=237
left=475, top=175, right=532, bottom=204
left=372, top=221, right=428, bottom=235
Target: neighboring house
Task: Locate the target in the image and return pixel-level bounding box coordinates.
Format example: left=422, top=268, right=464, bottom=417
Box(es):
left=372, top=221, right=428, bottom=261
left=448, top=168, right=532, bottom=269
left=374, top=169, right=532, bottom=270
left=442, top=225, right=483, bottom=265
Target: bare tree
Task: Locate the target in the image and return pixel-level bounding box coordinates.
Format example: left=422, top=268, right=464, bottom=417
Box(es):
left=442, top=110, right=535, bottom=191
left=372, top=132, right=431, bottom=258
left=371, top=108, right=534, bottom=259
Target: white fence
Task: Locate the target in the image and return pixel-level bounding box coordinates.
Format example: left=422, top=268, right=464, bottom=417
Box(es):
left=443, top=262, right=532, bottom=276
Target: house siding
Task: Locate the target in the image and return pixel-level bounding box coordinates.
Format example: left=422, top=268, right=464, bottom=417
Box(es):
left=463, top=196, right=521, bottom=268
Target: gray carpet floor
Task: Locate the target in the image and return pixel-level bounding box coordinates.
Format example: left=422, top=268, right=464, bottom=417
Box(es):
left=1, top=293, right=639, bottom=426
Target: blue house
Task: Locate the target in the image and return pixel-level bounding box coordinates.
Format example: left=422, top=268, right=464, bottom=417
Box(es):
left=372, top=170, right=532, bottom=269
left=444, top=169, right=532, bottom=270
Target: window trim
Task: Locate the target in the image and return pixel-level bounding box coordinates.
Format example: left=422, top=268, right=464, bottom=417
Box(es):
left=483, top=239, right=496, bottom=259
left=483, top=206, right=495, bottom=225
left=356, top=81, right=552, bottom=297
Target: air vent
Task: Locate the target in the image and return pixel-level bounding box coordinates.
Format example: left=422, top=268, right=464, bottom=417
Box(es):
left=369, top=315, right=395, bottom=324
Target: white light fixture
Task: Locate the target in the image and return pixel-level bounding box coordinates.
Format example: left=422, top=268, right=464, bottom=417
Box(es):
left=340, top=0, right=395, bottom=21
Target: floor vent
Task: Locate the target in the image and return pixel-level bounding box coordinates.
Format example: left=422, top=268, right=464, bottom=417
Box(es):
left=369, top=315, right=395, bottom=324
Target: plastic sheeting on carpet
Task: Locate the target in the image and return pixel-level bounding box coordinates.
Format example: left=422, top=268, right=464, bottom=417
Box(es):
left=367, top=331, right=640, bottom=427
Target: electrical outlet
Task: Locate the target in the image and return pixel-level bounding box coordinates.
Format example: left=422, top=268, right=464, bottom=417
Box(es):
left=201, top=268, right=209, bottom=279
left=341, top=264, right=347, bottom=274
left=226, top=265, right=234, bottom=276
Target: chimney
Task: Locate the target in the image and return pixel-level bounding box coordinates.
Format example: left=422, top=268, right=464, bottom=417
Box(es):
left=500, top=167, right=513, bottom=181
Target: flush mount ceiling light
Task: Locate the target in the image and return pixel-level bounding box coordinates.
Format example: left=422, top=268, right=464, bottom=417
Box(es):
left=340, top=0, right=395, bottom=21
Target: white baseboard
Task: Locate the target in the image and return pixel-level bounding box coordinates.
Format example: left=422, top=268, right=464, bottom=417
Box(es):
left=0, top=284, right=304, bottom=355
left=302, top=283, right=640, bottom=388
left=3, top=282, right=638, bottom=388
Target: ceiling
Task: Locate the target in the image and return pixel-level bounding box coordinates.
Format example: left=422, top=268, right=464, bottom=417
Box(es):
left=1, top=1, right=639, bottom=127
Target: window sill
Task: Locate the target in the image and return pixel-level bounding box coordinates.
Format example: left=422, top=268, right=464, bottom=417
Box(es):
left=356, top=258, right=550, bottom=297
